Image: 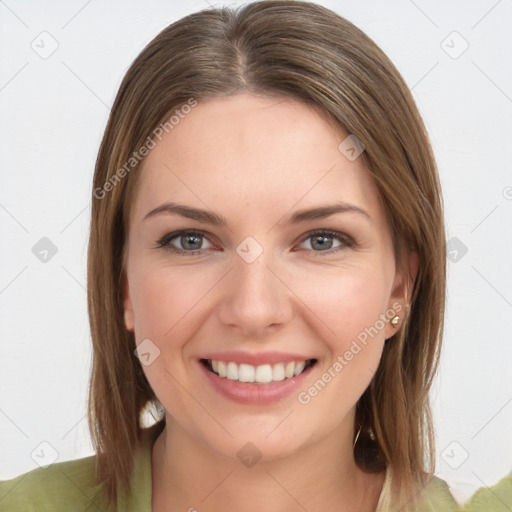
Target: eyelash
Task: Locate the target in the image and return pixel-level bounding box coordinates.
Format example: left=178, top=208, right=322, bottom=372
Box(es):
left=154, top=229, right=354, bottom=256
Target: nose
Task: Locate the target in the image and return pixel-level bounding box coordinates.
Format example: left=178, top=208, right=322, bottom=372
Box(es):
left=216, top=251, right=294, bottom=339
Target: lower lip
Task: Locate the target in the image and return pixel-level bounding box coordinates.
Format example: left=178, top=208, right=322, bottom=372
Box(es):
left=198, top=360, right=316, bottom=405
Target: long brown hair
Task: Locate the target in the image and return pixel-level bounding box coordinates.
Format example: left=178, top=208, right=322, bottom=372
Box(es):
left=87, top=1, right=445, bottom=509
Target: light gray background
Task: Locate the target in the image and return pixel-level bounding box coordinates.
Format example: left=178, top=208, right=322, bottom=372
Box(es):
left=1, top=0, right=511, bottom=505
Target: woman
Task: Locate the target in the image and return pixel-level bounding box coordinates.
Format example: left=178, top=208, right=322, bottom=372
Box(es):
left=0, top=1, right=468, bottom=511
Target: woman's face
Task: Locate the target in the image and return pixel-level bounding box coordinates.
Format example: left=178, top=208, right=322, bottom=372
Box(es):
left=123, top=93, right=408, bottom=461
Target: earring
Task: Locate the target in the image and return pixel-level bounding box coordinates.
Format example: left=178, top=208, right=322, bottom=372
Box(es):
left=124, top=310, right=133, bottom=331
left=390, top=315, right=400, bottom=327
left=353, top=424, right=362, bottom=448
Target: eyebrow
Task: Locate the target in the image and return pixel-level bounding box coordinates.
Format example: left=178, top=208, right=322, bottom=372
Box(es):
left=142, top=201, right=371, bottom=226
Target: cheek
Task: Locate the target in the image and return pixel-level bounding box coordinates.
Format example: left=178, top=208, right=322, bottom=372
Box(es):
left=290, top=265, right=389, bottom=403
left=130, top=262, right=219, bottom=341
left=291, top=263, right=390, bottom=347
left=128, top=261, right=225, bottom=404
left=128, top=264, right=219, bottom=421
left=239, top=263, right=391, bottom=446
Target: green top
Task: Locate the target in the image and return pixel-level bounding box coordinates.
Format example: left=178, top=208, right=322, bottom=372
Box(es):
left=0, top=423, right=509, bottom=511
left=0, top=424, right=157, bottom=512
left=459, top=469, right=512, bottom=512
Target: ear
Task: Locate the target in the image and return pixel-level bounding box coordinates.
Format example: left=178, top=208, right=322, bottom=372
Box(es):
left=385, top=251, right=419, bottom=339
left=123, top=273, right=135, bottom=332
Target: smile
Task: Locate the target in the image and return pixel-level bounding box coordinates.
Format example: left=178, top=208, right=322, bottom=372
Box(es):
left=202, top=358, right=317, bottom=384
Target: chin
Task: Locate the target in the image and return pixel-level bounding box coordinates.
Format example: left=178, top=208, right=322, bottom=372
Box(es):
left=193, top=416, right=321, bottom=465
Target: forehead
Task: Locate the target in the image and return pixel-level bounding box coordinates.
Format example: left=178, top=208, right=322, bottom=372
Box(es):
left=130, top=94, right=383, bottom=226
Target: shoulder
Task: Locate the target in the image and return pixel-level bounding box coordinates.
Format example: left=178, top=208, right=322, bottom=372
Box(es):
left=377, top=470, right=460, bottom=511
left=0, top=454, right=109, bottom=512
left=417, top=475, right=459, bottom=510
left=0, top=422, right=163, bottom=512
left=460, top=470, right=512, bottom=512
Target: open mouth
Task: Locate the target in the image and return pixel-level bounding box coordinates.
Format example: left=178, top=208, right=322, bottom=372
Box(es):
left=200, top=358, right=317, bottom=384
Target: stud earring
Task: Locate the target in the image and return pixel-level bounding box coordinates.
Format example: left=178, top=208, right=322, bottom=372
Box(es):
left=124, top=310, right=133, bottom=331
left=390, top=315, right=400, bottom=327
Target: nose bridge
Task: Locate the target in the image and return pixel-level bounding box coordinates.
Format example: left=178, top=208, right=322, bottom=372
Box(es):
left=217, top=241, right=292, bottom=334
left=235, top=253, right=274, bottom=300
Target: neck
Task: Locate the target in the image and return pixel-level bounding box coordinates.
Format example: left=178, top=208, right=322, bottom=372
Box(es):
left=151, top=415, right=385, bottom=512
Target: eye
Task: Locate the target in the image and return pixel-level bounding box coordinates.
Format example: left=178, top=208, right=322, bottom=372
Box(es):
left=297, top=230, right=353, bottom=254
left=155, top=228, right=354, bottom=256
left=155, top=229, right=214, bottom=254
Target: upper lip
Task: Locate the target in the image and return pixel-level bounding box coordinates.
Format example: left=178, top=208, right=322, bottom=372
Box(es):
left=199, top=351, right=316, bottom=366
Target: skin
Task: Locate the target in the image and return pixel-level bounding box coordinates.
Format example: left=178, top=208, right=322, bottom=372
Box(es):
left=123, top=93, right=418, bottom=512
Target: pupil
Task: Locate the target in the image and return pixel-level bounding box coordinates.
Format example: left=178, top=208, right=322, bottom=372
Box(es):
left=312, top=235, right=332, bottom=251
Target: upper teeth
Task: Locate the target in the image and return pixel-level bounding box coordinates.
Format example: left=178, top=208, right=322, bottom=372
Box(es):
left=210, top=359, right=310, bottom=383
